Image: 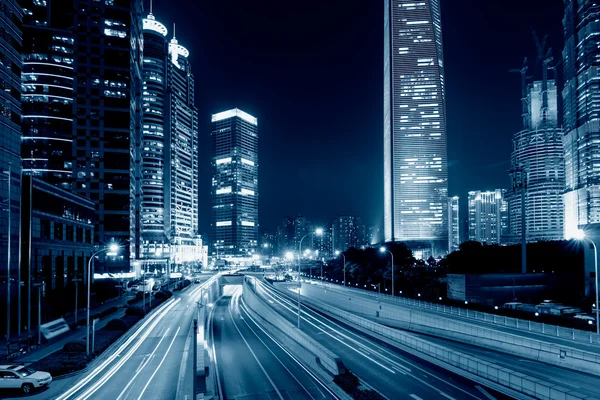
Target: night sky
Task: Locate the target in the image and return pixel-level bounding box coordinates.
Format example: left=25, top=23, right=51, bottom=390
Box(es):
left=155, top=0, right=564, bottom=238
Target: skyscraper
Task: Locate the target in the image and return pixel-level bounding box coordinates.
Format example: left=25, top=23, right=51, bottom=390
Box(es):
left=383, top=0, right=448, bottom=255
left=21, top=0, right=74, bottom=189
left=468, top=190, right=508, bottom=245
left=448, top=196, right=459, bottom=251
left=332, top=215, right=361, bottom=252
left=562, top=1, right=600, bottom=238
left=0, top=0, right=22, bottom=338
left=508, top=72, right=565, bottom=243
left=72, top=0, right=143, bottom=272
left=211, top=108, right=258, bottom=260
left=140, top=10, right=203, bottom=268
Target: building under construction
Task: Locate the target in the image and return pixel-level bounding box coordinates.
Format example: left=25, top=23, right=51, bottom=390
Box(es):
left=507, top=53, right=565, bottom=244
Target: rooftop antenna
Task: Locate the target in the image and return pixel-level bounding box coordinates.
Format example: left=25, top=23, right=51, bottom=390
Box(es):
left=149, top=0, right=152, bottom=14
left=173, top=23, right=176, bottom=39
left=509, top=58, right=529, bottom=130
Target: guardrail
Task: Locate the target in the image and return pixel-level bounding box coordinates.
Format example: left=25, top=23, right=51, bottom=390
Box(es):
left=287, top=285, right=597, bottom=400
left=242, top=277, right=345, bottom=377
left=307, top=279, right=600, bottom=346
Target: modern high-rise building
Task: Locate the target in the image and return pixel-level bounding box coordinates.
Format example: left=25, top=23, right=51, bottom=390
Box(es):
left=383, top=0, right=448, bottom=255
left=448, top=196, right=460, bottom=251
left=0, top=0, right=22, bottom=337
left=211, top=108, right=259, bottom=260
left=140, top=10, right=203, bottom=269
left=72, top=0, right=143, bottom=272
left=468, top=190, right=508, bottom=245
left=276, top=217, right=294, bottom=256
left=508, top=72, right=565, bottom=243
left=562, top=1, right=600, bottom=239
left=332, top=215, right=362, bottom=252
left=21, top=0, right=74, bottom=189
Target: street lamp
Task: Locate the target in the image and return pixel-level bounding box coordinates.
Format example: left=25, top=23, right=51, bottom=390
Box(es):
left=573, top=229, right=599, bottom=335
left=87, top=243, right=120, bottom=356
left=335, top=250, right=347, bottom=286
left=380, top=247, right=394, bottom=297
left=297, top=228, right=323, bottom=328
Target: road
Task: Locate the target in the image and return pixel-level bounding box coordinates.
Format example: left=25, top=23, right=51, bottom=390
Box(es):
left=212, top=288, right=338, bottom=400
left=9, top=274, right=216, bottom=400
left=254, top=280, right=508, bottom=400
left=307, top=279, right=600, bottom=354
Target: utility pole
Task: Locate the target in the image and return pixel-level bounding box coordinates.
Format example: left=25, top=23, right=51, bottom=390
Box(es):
left=73, top=278, right=82, bottom=326
left=510, top=167, right=527, bottom=273
left=192, top=319, right=197, bottom=399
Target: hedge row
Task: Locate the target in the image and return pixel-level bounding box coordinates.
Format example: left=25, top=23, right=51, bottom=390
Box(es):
left=334, top=370, right=385, bottom=400
left=76, top=306, right=120, bottom=326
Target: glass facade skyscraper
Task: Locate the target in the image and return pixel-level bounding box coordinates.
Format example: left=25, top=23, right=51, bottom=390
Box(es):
left=211, top=109, right=258, bottom=260
left=21, top=0, right=74, bottom=188
left=72, top=0, right=143, bottom=272
left=562, top=0, right=600, bottom=238
left=447, top=196, right=459, bottom=251
left=468, top=190, right=508, bottom=245
left=383, top=0, right=448, bottom=255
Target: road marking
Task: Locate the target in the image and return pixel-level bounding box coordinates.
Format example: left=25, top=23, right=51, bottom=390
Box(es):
left=136, top=326, right=181, bottom=400
left=439, top=392, right=456, bottom=400
left=410, top=394, right=423, bottom=400
left=117, top=327, right=171, bottom=400
left=475, top=386, right=496, bottom=400
left=228, top=291, right=285, bottom=400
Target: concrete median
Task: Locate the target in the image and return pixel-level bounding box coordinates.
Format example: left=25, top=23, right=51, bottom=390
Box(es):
left=241, top=277, right=345, bottom=378
left=277, top=284, right=597, bottom=400
left=300, top=282, right=600, bottom=377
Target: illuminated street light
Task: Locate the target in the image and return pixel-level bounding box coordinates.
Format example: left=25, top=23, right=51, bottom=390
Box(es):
left=297, top=228, right=323, bottom=328
left=572, top=229, right=599, bottom=335
left=380, top=247, right=394, bottom=296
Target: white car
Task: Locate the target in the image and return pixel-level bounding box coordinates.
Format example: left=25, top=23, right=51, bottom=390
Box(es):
left=0, top=365, right=52, bottom=393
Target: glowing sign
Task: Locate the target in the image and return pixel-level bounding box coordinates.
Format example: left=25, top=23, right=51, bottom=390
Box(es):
left=216, top=221, right=232, bottom=227
left=143, top=14, right=168, bottom=36
left=216, top=157, right=232, bottom=165
left=241, top=158, right=255, bottom=166
left=241, top=221, right=255, bottom=227
left=216, top=187, right=232, bottom=195
left=211, top=108, right=257, bottom=126
left=241, top=188, right=255, bottom=195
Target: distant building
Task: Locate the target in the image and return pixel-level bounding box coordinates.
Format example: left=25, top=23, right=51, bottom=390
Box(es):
left=562, top=0, right=600, bottom=238
left=314, top=226, right=332, bottom=259
left=383, top=0, right=448, bottom=255
left=292, top=216, right=310, bottom=251
left=448, top=196, right=460, bottom=252
left=276, top=217, right=294, bottom=256
left=468, top=190, right=508, bottom=244
left=211, top=108, right=259, bottom=260
left=20, top=176, right=95, bottom=331
left=332, top=216, right=361, bottom=252
left=508, top=70, right=564, bottom=243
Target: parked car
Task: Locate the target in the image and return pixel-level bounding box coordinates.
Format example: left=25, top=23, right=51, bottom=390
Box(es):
left=0, top=365, right=52, bottom=393
left=574, top=314, right=596, bottom=325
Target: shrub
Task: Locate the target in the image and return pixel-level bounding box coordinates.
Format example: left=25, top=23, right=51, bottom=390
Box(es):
left=154, top=291, right=169, bottom=300
left=127, top=298, right=138, bottom=306
left=334, top=370, right=360, bottom=394
left=125, top=306, right=145, bottom=317
left=99, top=306, right=119, bottom=318
left=93, top=330, right=121, bottom=355
left=62, top=340, right=86, bottom=353
left=29, top=352, right=88, bottom=377
left=120, top=315, right=141, bottom=328
left=354, top=390, right=385, bottom=400
left=150, top=298, right=165, bottom=309
left=104, top=318, right=128, bottom=331
left=183, top=279, right=191, bottom=288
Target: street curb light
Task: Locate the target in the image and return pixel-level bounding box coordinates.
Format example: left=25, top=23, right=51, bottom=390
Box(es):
left=87, top=242, right=120, bottom=356
left=380, top=247, right=394, bottom=297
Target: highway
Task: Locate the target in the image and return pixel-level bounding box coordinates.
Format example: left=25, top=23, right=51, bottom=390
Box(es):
left=212, top=287, right=338, bottom=400
left=308, top=279, right=600, bottom=353
left=254, top=280, right=508, bottom=400
left=49, top=274, right=214, bottom=400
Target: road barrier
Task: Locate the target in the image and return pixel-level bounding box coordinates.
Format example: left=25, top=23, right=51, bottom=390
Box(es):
left=280, top=284, right=596, bottom=400
left=242, top=277, right=345, bottom=377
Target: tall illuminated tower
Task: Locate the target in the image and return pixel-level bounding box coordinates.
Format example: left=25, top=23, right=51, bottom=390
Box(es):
left=383, top=0, right=448, bottom=255
left=211, top=109, right=259, bottom=260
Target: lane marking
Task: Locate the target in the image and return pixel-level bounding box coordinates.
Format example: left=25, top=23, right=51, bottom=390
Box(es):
left=136, top=326, right=181, bottom=400
left=228, top=291, right=285, bottom=400
left=116, top=327, right=171, bottom=400
left=439, top=392, right=456, bottom=400
left=475, top=386, right=496, bottom=400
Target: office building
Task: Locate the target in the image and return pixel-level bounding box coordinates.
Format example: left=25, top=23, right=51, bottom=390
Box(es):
left=276, top=217, right=294, bottom=256
left=562, top=0, right=600, bottom=239
left=21, top=0, right=74, bottom=188
left=140, top=10, right=203, bottom=269
left=0, top=0, right=22, bottom=338
left=448, top=196, right=460, bottom=251
left=383, top=0, right=448, bottom=255
left=20, top=176, right=94, bottom=330
left=508, top=74, right=565, bottom=243
left=468, top=190, right=508, bottom=244
left=72, top=0, right=144, bottom=272
left=332, top=215, right=361, bottom=252
left=211, top=108, right=258, bottom=260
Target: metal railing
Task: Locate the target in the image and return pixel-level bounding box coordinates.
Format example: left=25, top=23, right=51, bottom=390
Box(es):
left=304, top=278, right=600, bottom=346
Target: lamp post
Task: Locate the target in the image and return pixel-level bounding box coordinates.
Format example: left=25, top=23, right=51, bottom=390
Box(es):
left=335, top=250, right=346, bottom=286
left=380, top=247, right=394, bottom=297
left=574, top=230, right=599, bottom=335
left=297, top=228, right=323, bottom=328
left=73, top=278, right=82, bottom=326
left=87, top=243, right=120, bottom=356
left=32, top=281, right=44, bottom=345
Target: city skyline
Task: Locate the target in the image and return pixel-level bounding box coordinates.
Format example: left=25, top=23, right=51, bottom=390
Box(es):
left=152, top=0, right=564, bottom=235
